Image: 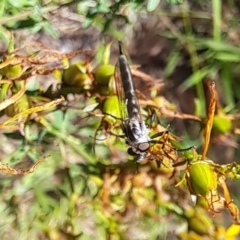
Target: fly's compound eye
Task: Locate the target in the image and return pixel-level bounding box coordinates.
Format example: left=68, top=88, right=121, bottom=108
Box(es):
left=138, top=142, right=150, bottom=152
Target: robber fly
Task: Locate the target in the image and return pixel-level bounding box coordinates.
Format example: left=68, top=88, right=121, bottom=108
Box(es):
left=114, top=42, right=152, bottom=161
left=114, top=42, right=189, bottom=166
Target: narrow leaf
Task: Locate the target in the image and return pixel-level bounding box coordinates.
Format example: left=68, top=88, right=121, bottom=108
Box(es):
left=147, top=0, right=161, bottom=12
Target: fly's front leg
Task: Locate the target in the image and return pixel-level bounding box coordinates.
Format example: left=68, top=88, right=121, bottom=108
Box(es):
left=150, top=130, right=179, bottom=165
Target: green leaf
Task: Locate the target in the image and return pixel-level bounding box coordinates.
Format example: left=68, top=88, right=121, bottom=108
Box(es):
left=30, top=22, right=43, bottom=33
left=0, top=83, right=10, bottom=101
left=196, top=38, right=240, bottom=54
left=195, top=98, right=204, bottom=117
left=164, top=49, right=181, bottom=78
left=42, top=21, right=59, bottom=39
left=214, top=52, right=240, bottom=62
left=98, top=0, right=110, bottom=13
left=102, top=42, right=113, bottom=65
left=83, top=103, right=99, bottom=112
left=8, top=33, right=14, bottom=53
left=0, top=0, right=6, bottom=17
left=82, top=17, right=94, bottom=29
left=0, top=25, right=9, bottom=43
left=179, top=66, right=210, bottom=92
left=77, top=1, right=93, bottom=15
left=221, top=62, right=234, bottom=106
left=166, top=0, right=182, bottom=4
left=147, top=0, right=161, bottom=12
left=212, top=0, right=222, bottom=41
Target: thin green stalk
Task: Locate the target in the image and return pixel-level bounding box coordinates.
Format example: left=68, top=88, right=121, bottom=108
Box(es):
left=212, top=0, right=222, bottom=41
left=182, top=1, right=206, bottom=117
left=222, top=62, right=234, bottom=107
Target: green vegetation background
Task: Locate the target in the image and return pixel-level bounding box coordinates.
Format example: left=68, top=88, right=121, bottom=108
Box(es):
left=0, top=1, right=240, bottom=239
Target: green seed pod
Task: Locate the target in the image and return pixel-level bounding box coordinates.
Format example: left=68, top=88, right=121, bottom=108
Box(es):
left=14, top=94, right=30, bottom=113
left=94, top=64, right=115, bottom=85
left=62, top=63, right=92, bottom=88
left=131, top=188, right=149, bottom=207
left=132, top=172, right=153, bottom=187
left=188, top=207, right=214, bottom=236
left=196, top=196, right=209, bottom=209
left=97, top=75, right=116, bottom=96
left=5, top=94, right=30, bottom=122
left=188, top=162, right=217, bottom=196
left=213, top=115, right=232, bottom=134
left=1, top=64, right=23, bottom=79
left=108, top=75, right=117, bottom=95
left=5, top=102, right=15, bottom=117
left=98, top=84, right=111, bottom=96
left=102, top=95, right=121, bottom=124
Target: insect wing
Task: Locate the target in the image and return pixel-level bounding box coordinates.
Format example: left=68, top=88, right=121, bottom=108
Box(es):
left=116, top=50, right=142, bottom=122
left=114, top=60, right=127, bottom=121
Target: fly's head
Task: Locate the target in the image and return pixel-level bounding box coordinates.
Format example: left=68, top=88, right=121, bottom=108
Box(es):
left=127, top=146, right=148, bottom=162
left=122, top=118, right=151, bottom=162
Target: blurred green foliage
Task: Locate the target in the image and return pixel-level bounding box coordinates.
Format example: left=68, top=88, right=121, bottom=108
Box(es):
left=1, top=1, right=240, bottom=240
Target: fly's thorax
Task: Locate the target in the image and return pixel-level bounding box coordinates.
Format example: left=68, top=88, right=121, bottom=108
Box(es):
left=122, top=118, right=150, bottom=145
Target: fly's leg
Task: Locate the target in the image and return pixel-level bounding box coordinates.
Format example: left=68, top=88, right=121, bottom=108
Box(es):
left=218, top=175, right=240, bottom=224
left=92, top=117, right=123, bottom=157
left=205, top=189, right=224, bottom=214
left=92, top=119, right=107, bottom=155
left=149, top=126, right=177, bottom=165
